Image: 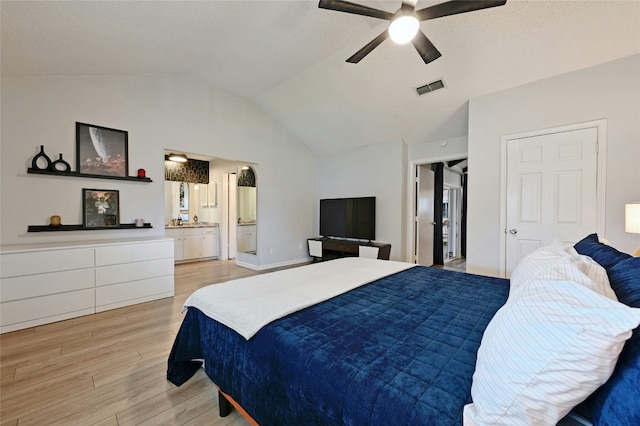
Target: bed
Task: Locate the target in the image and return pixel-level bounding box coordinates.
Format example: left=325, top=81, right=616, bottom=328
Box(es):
left=167, top=234, right=640, bottom=425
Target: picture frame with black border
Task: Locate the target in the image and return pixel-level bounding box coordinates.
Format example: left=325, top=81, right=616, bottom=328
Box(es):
left=76, top=122, right=128, bottom=177
left=82, top=188, right=120, bottom=228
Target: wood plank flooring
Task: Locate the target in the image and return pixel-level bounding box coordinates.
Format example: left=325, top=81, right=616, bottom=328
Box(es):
left=433, top=257, right=466, bottom=272
left=0, top=260, right=280, bottom=426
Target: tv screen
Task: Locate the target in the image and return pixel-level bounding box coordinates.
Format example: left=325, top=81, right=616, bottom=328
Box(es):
left=320, top=196, right=375, bottom=240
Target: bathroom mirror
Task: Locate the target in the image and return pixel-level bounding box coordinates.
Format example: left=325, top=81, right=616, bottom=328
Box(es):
left=237, top=165, right=257, bottom=254
left=164, top=181, right=215, bottom=224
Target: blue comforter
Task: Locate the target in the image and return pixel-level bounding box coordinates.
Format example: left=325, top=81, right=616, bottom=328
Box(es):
left=167, top=265, right=509, bottom=425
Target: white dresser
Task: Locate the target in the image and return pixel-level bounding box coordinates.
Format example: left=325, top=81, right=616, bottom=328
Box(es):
left=0, top=238, right=174, bottom=333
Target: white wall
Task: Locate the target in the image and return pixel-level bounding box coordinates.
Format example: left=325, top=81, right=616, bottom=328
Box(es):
left=0, top=74, right=317, bottom=269
left=468, top=54, right=640, bottom=276
left=408, top=136, right=468, bottom=164
left=444, top=169, right=462, bottom=187
left=317, top=140, right=407, bottom=261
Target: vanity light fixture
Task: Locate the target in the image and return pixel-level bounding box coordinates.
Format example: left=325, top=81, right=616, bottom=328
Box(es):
left=168, top=153, right=188, bottom=163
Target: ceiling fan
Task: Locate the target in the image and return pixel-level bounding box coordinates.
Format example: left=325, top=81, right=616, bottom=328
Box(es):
left=318, top=0, right=507, bottom=64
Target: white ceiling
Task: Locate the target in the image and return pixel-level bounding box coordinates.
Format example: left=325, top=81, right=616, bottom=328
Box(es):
left=2, top=1, right=639, bottom=156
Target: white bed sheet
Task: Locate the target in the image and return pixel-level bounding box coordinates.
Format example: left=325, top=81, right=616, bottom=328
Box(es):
left=183, top=257, right=415, bottom=339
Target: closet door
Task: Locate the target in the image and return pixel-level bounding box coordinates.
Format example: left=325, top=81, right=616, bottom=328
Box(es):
left=505, top=126, right=598, bottom=276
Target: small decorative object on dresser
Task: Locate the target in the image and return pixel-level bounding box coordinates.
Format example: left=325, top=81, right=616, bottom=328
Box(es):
left=49, top=215, right=61, bottom=227
left=137, top=168, right=146, bottom=178
left=82, top=188, right=120, bottom=228
left=76, top=122, right=128, bottom=178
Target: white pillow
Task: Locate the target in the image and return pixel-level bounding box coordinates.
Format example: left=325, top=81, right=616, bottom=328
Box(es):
left=510, top=241, right=573, bottom=289
left=510, top=241, right=616, bottom=300
left=464, top=279, right=640, bottom=426
left=536, top=253, right=616, bottom=300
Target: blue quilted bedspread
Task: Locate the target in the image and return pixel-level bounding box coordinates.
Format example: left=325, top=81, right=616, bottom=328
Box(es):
left=167, top=266, right=509, bottom=425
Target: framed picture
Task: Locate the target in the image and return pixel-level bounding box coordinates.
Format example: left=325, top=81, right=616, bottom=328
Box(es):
left=82, top=189, right=120, bottom=228
left=76, top=122, right=128, bottom=177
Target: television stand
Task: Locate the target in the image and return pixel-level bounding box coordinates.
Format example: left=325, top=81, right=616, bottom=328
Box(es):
left=308, top=238, right=391, bottom=261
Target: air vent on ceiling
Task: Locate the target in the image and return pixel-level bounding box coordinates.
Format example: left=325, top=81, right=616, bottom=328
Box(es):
left=416, top=79, right=445, bottom=96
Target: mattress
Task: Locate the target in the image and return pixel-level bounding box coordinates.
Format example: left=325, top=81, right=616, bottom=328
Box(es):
left=168, top=265, right=510, bottom=425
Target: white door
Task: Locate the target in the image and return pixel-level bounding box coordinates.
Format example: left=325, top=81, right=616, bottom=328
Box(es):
left=417, top=165, right=435, bottom=266
left=221, top=173, right=237, bottom=260
left=505, top=126, right=599, bottom=276
left=447, top=187, right=461, bottom=260
left=228, top=173, right=237, bottom=259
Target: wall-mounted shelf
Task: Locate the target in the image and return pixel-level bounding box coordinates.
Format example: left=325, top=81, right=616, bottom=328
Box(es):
left=28, top=223, right=153, bottom=232
left=27, top=168, right=152, bottom=182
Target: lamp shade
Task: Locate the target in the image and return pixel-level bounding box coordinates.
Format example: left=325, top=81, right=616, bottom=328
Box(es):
left=625, top=203, right=640, bottom=234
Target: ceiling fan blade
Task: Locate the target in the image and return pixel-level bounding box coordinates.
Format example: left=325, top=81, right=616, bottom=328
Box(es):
left=318, top=0, right=394, bottom=21
left=412, top=31, right=442, bottom=64
left=415, top=0, right=506, bottom=21
left=346, top=30, right=389, bottom=63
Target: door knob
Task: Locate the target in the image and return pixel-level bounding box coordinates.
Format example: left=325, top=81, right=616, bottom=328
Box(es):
left=509, top=229, right=518, bottom=235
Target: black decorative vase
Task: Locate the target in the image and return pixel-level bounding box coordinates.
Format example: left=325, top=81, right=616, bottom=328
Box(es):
left=31, top=145, right=53, bottom=171
left=52, top=153, right=71, bottom=173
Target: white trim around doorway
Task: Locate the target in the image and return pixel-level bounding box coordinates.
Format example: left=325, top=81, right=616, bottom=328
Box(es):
left=406, top=154, right=468, bottom=265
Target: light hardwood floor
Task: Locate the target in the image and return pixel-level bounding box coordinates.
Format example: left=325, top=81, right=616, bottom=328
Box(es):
left=0, top=260, right=280, bottom=426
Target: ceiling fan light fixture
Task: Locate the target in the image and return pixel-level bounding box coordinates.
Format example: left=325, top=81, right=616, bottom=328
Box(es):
left=388, top=15, right=419, bottom=44
left=168, top=153, right=188, bottom=163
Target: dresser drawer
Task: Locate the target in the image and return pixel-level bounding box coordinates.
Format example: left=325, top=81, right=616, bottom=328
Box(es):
left=0, top=248, right=94, bottom=278
left=95, top=275, right=174, bottom=311
left=95, top=259, right=174, bottom=287
left=95, top=240, right=173, bottom=266
left=1, top=289, right=95, bottom=330
left=1, top=269, right=95, bottom=302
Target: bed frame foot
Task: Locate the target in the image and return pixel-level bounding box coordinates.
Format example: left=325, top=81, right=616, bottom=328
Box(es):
left=218, top=390, right=232, bottom=417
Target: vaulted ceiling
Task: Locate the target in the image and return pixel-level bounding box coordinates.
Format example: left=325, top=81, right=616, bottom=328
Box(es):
left=2, top=1, right=639, bottom=155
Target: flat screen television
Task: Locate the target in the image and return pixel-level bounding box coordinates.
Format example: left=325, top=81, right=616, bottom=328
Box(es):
left=319, top=196, right=375, bottom=241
